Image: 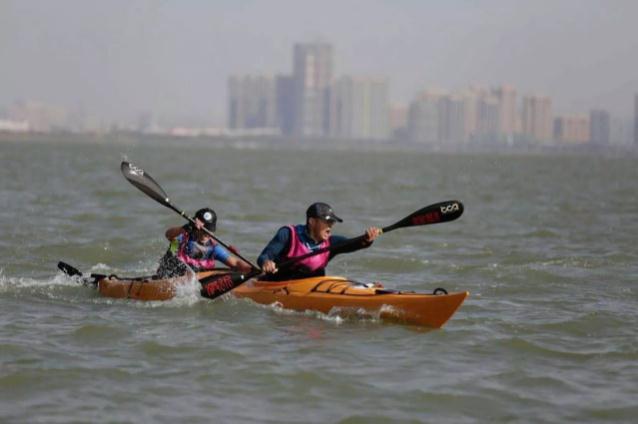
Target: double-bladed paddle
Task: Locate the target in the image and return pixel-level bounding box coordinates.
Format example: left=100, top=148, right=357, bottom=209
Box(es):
left=120, top=161, right=259, bottom=271
left=200, top=200, right=464, bottom=299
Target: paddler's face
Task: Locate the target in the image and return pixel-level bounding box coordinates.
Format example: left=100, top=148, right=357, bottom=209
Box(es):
left=308, top=217, right=335, bottom=242
left=197, top=230, right=212, bottom=243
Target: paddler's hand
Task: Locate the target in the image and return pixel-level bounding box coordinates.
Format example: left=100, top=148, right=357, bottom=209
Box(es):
left=365, top=226, right=382, bottom=243
left=194, top=218, right=205, bottom=230
left=262, top=260, right=278, bottom=274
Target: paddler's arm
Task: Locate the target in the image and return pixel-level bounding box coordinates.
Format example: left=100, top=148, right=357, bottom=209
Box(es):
left=165, top=225, right=188, bottom=241
left=257, top=227, right=292, bottom=274
left=213, top=245, right=252, bottom=273
left=329, top=227, right=382, bottom=258
left=225, top=256, right=252, bottom=273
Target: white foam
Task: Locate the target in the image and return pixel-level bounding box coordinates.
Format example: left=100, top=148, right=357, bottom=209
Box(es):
left=243, top=300, right=385, bottom=325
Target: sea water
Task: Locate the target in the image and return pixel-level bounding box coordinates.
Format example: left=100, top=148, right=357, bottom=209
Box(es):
left=1, top=139, right=637, bottom=423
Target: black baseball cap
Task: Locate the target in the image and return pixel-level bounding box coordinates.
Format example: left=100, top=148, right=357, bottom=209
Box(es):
left=306, top=202, right=343, bottom=223
left=194, top=207, right=217, bottom=231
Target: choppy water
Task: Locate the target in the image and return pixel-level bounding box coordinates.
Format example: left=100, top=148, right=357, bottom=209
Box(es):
left=1, top=138, right=637, bottom=423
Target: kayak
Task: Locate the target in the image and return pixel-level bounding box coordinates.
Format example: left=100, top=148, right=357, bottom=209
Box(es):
left=58, top=262, right=467, bottom=327
left=232, top=276, right=468, bottom=328
left=95, top=270, right=225, bottom=301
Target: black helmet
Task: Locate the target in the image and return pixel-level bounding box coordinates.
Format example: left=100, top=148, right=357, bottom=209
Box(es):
left=194, top=207, right=217, bottom=231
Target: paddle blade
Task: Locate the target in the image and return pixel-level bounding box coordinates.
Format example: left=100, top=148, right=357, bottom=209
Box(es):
left=121, top=161, right=171, bottom=208
left=383, top=200, right=464, bottom=233
left=57, top=261, right=103, bottom=286
left=200, top=272, right=252, bottom=299
left=58, top=261, right=83, bottom=277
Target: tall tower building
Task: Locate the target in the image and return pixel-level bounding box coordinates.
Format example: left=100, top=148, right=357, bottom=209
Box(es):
left=492, top=85, right=517, bottom=136
left=292, top=43, right=333, bottom=137
left=276, top=75, right=295, bottom=136
left=460, top=89, right=479, bottom=141
left=407, top=90, right=444, bottom=144
left=476, top=95, right=500, bottom=142
left=589, top=109, right=610, bottom=145
left=389, top=103, right=408, bottom=140
left=439, top=94, right=466, bottom=144
left=522, top=95, right=552, bottom=143
left=227, top=75, right=278, bottom=130
left=330, top=76, right=389, bottom=140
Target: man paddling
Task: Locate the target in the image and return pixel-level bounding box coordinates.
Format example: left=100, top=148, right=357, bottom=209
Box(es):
left=157, top=207, right=251, bottom=278
left=257, top=202, right=381, bottom=281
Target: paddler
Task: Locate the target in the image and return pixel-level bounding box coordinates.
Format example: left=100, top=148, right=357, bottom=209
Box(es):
left=157, top=207, right=252, bottom=278
left=257, top=202, right=381, bottom=281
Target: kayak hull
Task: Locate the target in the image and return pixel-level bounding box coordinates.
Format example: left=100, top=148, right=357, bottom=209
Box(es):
left=94, top=271, right=468, bottom=327
left=97, top=270, right=224, bottom=301
left=232, top=277, right=468, bottom=328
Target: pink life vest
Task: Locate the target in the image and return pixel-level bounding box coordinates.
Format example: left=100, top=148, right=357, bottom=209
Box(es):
left=175, top=231, right=217, bottom=271
left=284, top=225, right=330, bottom=272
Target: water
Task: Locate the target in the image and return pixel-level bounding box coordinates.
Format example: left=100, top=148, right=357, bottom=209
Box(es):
left=1, top=138, right=637, bottom=423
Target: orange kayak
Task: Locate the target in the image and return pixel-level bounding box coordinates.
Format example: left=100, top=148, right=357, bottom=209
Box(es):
left=60, top=260, right=467, bottom=327
left=96, top=270, right=225, bottom=301
left=232, top=276, right=468, bottom=328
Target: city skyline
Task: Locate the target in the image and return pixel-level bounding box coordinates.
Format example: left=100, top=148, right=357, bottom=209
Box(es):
left=227, top=44, right=623, bottom=146
left=2, top=0, right=638, bottom=128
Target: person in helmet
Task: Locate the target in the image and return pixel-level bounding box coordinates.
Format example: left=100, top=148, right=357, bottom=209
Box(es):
left=157, top=207, right=251, bottom=278
left=257, top=202, right=381, bottom=281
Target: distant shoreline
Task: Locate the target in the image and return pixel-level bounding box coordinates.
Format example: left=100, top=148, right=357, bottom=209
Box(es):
left=1, top=130, right=636, bottom=158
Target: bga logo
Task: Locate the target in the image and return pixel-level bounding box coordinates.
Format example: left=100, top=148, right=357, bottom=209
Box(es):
left=440, top=203, right=460, bottom=214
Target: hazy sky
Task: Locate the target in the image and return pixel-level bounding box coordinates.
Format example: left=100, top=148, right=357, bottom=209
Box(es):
left=2, top=0, right=637, bottom=126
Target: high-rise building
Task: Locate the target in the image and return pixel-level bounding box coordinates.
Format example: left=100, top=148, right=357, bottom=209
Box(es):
left=330, top=76, right=389, bottom=140
left=389, top=103, right=408, bottom=139
left=492, top=85, right=517, bottom=136
left=292, top=43, right=333, bottom=137
left=407, top=90, right=443, bottom=144
left=553, top=115, right=590, bottom=143
left=522, top=95, right=552, bottom=143
left=439, top=94, right=466, bottom=144
left=476, top=95, right=500, bottom=142
left=276, top=75, right=295, bottom=136
left=227, top=75, right=278, bottom=130
left=589, top=109, right=610, bottom=145
left=460, top=89, right=479, bottom=141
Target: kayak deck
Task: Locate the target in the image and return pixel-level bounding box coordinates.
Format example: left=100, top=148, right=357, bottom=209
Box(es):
left=232, top=276, right=468, bottom=328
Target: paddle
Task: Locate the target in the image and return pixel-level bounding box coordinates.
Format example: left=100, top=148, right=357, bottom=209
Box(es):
left=57, top=261, right=105, bottom=286
left=200, top=200, right=464, bottom=299
left=120, top=161, right=258, bottom=271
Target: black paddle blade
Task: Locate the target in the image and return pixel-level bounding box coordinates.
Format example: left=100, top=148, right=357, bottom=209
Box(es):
left=383, top=200, right=464, bottom=233
left=58, top=261, right=83, bottom=277
left=121, top=161, right=171, bottom=208
left=199, top=272, right=247, bottom=299
left=57, top=262, right=103, bottom=286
